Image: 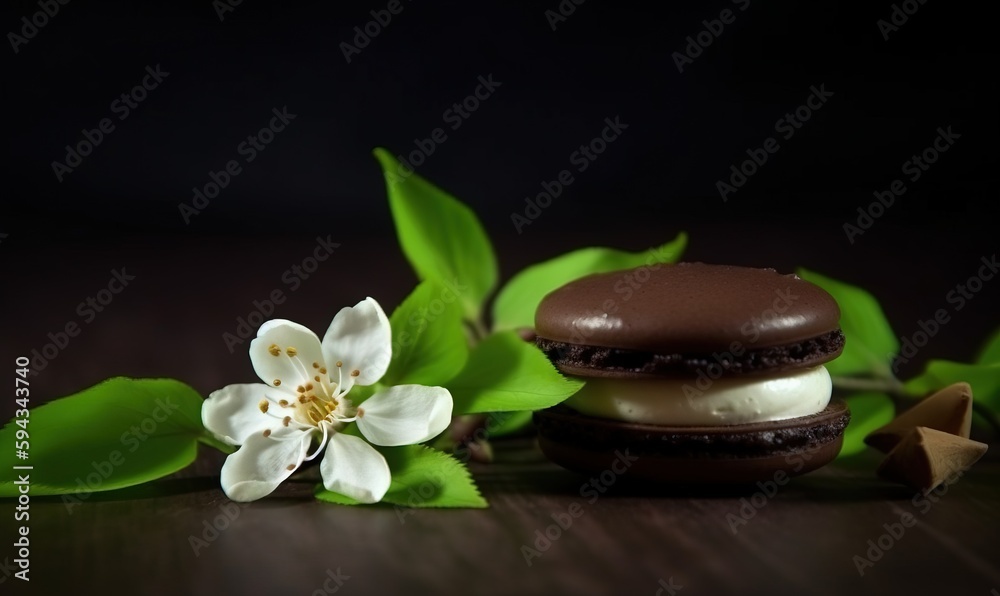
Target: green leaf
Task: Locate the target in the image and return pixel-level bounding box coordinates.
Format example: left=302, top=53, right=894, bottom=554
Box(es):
left=976, top=327, right=1000, bottom=364
left=0, top=377, right=206, bottom=496
left=374, top=148, right=498, bottom=321
left=838, top=392, right=895, bottom=458
left=446, top=331, right=584, bottom=414
left=796, top=269, right=898, bottom=379
left=315, top=445, right=486, bottom=508
left=382, top=280, right=469, bottom=387
left=904, top=360, right=1000, bottom=411
left=492, top=233, right=688, bottom=332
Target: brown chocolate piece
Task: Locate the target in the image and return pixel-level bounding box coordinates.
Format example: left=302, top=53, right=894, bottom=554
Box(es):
left=876, top=426, right=988, bottom=492
left=534, top=400, right=850, bottom=484
left=535, top=262, right=841, bottom=354
left=865, top=382, right=973, bottom=453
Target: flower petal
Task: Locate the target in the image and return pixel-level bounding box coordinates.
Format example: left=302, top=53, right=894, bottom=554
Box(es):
left=320, top=433, right=391, bottom=503
left=322, top=297, right=392, bottom=388
left=355, top=385, right=453, bottom=446
left=221, top=431, right=313, bottom=502
left=202, top=383, right=274, bottom=445
left=250, top=319, right=326, bottom=391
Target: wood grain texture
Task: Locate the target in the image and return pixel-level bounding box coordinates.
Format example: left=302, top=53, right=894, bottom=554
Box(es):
left=1, top=240, right=998, bottom=595
left=2, top=443, right=998, bottom=596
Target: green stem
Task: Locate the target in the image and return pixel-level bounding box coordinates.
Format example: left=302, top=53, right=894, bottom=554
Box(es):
left=832, top=375, right=909, bottom=397
left=198, top=433, right=236, bottom=454
left=834, top=376, right=1000, bottom=438
left=465, top=316, right=489, bottom=345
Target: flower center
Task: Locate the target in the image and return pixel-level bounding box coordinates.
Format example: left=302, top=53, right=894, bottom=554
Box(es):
left=262, top=344, right=362, bottom=430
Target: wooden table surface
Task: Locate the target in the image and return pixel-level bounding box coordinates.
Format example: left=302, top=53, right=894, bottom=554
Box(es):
left=1, top=238, right=998, bottom=596
left=2, top=441, right=998, bottom=596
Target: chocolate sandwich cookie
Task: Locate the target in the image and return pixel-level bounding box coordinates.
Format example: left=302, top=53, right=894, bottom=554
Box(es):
left=533, top=262, right=850, bottom=484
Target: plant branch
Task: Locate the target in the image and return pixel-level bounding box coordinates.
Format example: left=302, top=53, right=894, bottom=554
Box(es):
left=831, top=375, right=908, bottom=397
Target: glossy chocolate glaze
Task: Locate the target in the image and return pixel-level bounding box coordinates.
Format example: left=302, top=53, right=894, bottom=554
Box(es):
left=535, top=262, right=841, bottom=353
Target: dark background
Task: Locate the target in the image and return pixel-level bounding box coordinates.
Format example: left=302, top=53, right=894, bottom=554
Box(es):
left=2, top=4, right=1000, bottom=596
left=1, top=0, right=998, bottom=406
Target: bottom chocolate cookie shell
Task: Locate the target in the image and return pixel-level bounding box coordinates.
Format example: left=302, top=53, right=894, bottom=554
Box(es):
left=534, top=399, right=850, bottom=484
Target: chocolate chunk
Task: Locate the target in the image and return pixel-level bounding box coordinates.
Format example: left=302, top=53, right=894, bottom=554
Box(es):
left=865, top=382, right=973, bottom=453
left=876, top=426, right=988, bottom=492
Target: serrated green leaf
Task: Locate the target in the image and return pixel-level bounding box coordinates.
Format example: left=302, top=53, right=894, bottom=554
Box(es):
left=315, top=444, right=486, bottom=508
left=904, top=360, right=1000, bottom=411
left=374, top=148, right=498, bottom=321
left=976, top=327, right=1000, bottom=364
left=492, top=233, right=688, bottom=332
left=796, top=269, right=898, bottom=379
left=382, top=280, right=469, bottom=387
left=446, top=331, right=584, bottom=414
left=0, top=377, right=205, bottom=496
left=838, top=392, right=895, bottom=458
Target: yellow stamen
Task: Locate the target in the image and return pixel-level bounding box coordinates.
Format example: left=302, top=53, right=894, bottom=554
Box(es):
left=268, top=344, right=281, bottom=356
left=350, top=369, right=360, bottom=377
left=296, top=385, right=305, bottom=393
left=279, top=399, right=289, bottom=407
left=286, top=346, right=298, bottom=357
left=314, top=375, right=321, bottom=382
left=282, top=416, right=291, bottom=426
left=262, top=429, right=271, bottom=438
left=273, top=379, right=281, bottom=386
left=335, top=361, right=343, bottom=367
left=286, top=464, right=296, bottom=471
left=258, top=400, right=269, bottom=413
left=312, top=362, right=320, bottom=369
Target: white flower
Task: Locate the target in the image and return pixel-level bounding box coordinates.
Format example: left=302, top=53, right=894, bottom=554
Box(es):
left=202, top=297, right=453, bottom=503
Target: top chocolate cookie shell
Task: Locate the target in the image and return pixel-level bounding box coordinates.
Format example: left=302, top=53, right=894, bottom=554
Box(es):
left=534, top=262, right=841, bottom=353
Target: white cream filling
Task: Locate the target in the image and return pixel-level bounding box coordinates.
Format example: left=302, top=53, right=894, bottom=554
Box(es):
left=565, top=366, right=832, bottom=425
